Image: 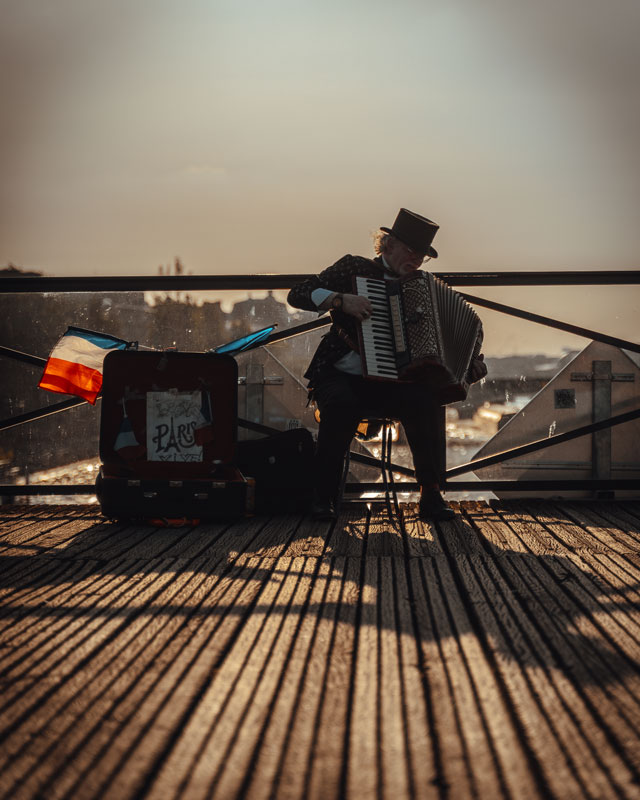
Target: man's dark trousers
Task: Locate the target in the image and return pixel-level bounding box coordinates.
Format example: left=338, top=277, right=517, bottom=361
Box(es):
left=312, top=367, right=444, bottom=502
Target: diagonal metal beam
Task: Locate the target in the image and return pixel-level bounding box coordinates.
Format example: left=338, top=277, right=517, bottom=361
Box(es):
left=462, top=293, right=640, bottom=354
left=0, top=397, right=95, bottom=432
left=0, top=345, right=47, bottom=367
left=258, top=317, right=330, bottom=346
left=447, top=406, right=640, bottom=478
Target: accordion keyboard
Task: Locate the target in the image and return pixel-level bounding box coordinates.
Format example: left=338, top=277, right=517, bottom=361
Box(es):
left=355, top=276, right=399, bottom=379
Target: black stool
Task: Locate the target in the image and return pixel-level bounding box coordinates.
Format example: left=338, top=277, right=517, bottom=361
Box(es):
left=340, top=417, right=403, bottom=525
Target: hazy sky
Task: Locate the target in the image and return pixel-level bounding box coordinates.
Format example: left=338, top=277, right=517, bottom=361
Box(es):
left=1, top=0, right=639, bottom=354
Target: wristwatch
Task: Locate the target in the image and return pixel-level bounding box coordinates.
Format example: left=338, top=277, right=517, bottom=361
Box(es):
left=331, top=293, right=344, bottom=310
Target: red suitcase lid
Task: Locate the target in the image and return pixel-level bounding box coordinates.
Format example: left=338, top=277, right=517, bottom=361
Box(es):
left=100, top=350, right=238, bottom=478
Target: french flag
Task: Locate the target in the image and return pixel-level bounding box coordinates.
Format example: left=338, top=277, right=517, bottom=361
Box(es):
left=114, top=401, right=145, bottom=459
left=38, top=326, right=129, bottom=404
left=194, top=391, right=214, bottom=446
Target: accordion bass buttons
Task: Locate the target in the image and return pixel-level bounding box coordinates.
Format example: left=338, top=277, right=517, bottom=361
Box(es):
left=388, top=294, right=407, bottom=354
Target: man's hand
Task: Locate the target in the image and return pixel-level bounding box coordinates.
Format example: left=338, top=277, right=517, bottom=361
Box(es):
left=468, top=354, right=487, bottom=384
left=340, top=293, right=373, bottom=321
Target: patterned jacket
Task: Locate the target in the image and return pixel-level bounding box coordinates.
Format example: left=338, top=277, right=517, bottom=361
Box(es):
left=287, top=253, right=485, bottom=393
left=287, top=254, right=386, bottom=389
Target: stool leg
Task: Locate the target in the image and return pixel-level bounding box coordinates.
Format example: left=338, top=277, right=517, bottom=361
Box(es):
left=380, top=422, right=401, bottom=529
left=338, top=447, right=351, bottom=507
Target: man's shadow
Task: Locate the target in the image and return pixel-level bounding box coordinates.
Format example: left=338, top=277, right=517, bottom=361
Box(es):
left=1, top=499, right=640, bottom=694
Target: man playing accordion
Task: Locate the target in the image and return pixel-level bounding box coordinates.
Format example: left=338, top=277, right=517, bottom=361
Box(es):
left=287, top=208, right=487, bottom=521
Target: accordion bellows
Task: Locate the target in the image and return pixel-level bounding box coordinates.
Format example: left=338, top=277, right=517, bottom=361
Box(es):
left=355, top=272, right=482, bottom=404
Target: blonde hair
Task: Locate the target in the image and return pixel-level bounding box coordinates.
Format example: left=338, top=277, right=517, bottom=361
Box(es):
left=372, top=229, right=391, bottom=255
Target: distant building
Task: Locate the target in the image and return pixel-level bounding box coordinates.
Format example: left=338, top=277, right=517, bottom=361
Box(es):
left=471, top=341, right=640, bottom=498
left=0, top=265, right=43, bottom=277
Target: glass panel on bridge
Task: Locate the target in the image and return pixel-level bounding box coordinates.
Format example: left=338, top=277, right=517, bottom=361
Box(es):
left=1, top=283, right=638, bottom=503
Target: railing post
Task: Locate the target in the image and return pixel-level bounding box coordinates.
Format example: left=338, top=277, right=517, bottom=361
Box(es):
left=592, top=360, right=612, bottom=481
left=246, top=361, right=264, bottom=425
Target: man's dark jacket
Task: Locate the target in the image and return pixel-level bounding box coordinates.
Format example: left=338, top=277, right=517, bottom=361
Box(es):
left=287, top=253, right=484, bottom=394
left=287, top=254, right=385, bottom=389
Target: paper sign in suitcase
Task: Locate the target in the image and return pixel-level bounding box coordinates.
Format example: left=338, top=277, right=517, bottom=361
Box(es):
left=96, top=350, right=250, bottom=520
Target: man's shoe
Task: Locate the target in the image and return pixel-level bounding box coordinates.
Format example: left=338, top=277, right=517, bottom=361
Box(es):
left=310, top=497, right=337, bottom=521
left=419, top=489, right=456, bottom=521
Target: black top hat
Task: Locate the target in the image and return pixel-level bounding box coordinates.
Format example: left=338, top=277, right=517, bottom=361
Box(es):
left=380, top=208, right=439, bottom=258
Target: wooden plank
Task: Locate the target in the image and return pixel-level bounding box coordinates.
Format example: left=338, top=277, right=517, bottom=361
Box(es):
left=63, top=522, right=181, bottom=562
left=0, top=556, right=106, bottom=642
left=0, top=506, right=90, bottom=538
left=0, top=511, right=109, bottom=556
left=306, top=557, right=360, bottom=799
left=136, top=555, right=301, bottom=799
left=239, top=557, right=335, bottom=799
left=279, top=515, right=331, bottom=558
left=458, top=503, right=526, bottom=556
left=559, top=502, right=640, bottom=553
left=566, top=548, right=640, bottom=646
left=425, top=554, right=528, bottom=799
left=457, top=516, right=640, bottom=791
left=536, top=554, right=640, bottom=731
left=271, top=557, right=348, bottom=799
left=21, top=554, right=270, bottom=800
left=0, top=561, right=148, bottom=689
left=0, top=504, right=38, bottom=524
left=484, top=501, right=561, bottom=555
left=400, top=503, right=443, bottom=558
left=378, top=558, right=411, bottom=798
left=419, top=510, right=483, bottom=558
left=0, top=562, right=182, bottom=766
left=346, top=557, right=379, bottom=800
left=390, top=556, right=438, bottom=794
left=477, top=509, right=640, bottom=735
left=3, top=501, right=640, bottom=799
left=590, top=501, right=640, bottom=535
left=211, top=557, right=318, bottom=798
left=366, top=504, right=405, bottom=557
left=519, top=500, right=611, bottom=552
left=506, top=548, right=640, bottom=782
left=449, top=548, right=613, bottom=798
left=0, top=553, right=217, bottom=797
left=238, top=513, right=315, bottom=558
left=0, top=552, right=112, bottom=612
left=407, top=557, right=468, bottom=796
left=191, top=514, right=273, bottom=561
left=324, top=505, right=367, bottom=557
left=411, top=556, right=477, bottom=799
left=97, top=520, right=233, bottom=562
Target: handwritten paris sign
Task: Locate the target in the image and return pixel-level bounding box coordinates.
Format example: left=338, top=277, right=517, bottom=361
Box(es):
left=146, top=390, right=204, bottom=462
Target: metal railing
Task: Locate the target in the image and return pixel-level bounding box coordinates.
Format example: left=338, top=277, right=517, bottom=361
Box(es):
left=2, top=269, right=639, bottom=498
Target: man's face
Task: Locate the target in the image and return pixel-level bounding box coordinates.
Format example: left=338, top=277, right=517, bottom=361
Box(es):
left=383, top=237, right=429, bottom=278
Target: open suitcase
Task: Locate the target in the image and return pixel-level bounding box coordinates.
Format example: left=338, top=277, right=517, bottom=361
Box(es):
left=96, top=350, right=251, bottom=521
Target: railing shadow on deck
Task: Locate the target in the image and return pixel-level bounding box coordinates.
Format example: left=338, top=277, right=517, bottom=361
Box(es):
left=2, top=499, right=640, bottom=693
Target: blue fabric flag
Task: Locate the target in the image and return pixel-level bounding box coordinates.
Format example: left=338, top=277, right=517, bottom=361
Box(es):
left=213, top=325, right=276, bottom=355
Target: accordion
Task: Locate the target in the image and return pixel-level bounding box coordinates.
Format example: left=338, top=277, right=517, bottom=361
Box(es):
left=354, top=272, right=482, bottom=403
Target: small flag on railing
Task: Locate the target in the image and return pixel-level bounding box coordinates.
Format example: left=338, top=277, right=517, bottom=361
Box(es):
left=194, top=391, right=214, bottom=446
left=38, top=326, right=129, bottom=404
left=114, top=399, right=145, bottom=458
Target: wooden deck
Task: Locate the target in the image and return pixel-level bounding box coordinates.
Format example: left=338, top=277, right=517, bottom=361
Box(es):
left=1, top=499, right=640, bottom=799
